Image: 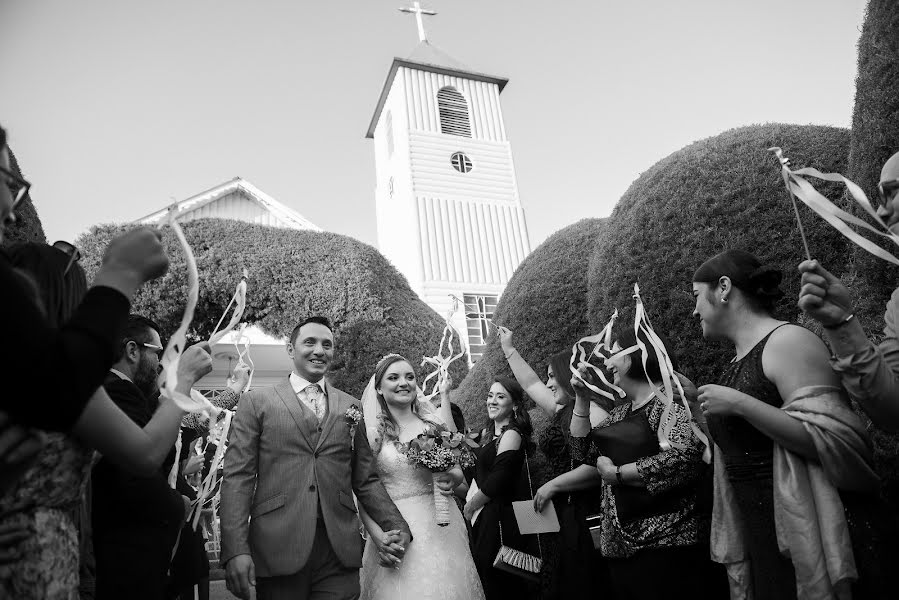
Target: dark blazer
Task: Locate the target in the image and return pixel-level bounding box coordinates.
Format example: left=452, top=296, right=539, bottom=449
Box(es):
left=219, top=378, right=411, bottom=577
left=1, top=253, right=130, bottom=430
left=91, top=373, right=185, bottom=600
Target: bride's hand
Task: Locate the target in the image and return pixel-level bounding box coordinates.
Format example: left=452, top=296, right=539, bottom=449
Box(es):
left=433, top=472, right=456, bottom=496
left=375, top=530, right=404, bottom=569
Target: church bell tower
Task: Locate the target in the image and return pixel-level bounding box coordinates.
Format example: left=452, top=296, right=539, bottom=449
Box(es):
left=367, top=2, right=531, bottom=361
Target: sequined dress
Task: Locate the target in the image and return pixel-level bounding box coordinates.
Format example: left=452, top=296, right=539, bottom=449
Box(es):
left=0, top=433, right=95, bottom=599
left=360, top=441, right=485, bottom=600
left=707, top=324, right=899, bottom=599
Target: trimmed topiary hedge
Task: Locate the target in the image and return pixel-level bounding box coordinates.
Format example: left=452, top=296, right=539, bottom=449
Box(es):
left=2, top=147, right=47, bottom=247
left=587, top=124, right=853, bottom=388
left=846, top=0, right=899, bottom=333
left=454, top=218, right=607, bottom=432
left=76, top=219, right=468, bottom=397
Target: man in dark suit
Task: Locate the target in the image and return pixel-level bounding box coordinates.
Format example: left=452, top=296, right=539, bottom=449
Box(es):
left=91, top=314, right=211, bottom=600
left=220, top=316, right=412, bottom=600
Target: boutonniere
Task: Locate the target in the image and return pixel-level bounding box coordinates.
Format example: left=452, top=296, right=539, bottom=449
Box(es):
left=345, top=405, right=363, bottom=451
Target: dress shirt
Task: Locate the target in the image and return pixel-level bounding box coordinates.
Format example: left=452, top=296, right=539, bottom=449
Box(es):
left=827, top=287, right=899, bottom=416
left=289, top=372, right=327, bottom=419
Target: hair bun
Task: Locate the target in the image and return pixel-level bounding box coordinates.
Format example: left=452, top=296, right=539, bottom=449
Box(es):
left=748, top=265, right=784, bottom=298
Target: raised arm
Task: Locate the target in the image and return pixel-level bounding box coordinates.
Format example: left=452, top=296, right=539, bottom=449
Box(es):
left=182, top=364, right=251, bottom=433
left=72, top=344, right=212, bottom=475
left=498, top=327, right=557, bottom=416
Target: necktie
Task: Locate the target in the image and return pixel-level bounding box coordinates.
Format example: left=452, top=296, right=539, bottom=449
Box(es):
left=303, top=384, right=325, bottom=422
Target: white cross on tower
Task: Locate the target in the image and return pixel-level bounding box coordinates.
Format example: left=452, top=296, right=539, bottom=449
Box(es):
left=398, top=1, right=437, bottom=43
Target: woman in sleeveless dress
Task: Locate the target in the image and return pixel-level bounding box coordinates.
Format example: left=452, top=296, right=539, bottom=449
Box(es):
left=358, top=354, right=485, bottom=600
left=693, top=250, right=896, bottom=599
left=464, top=377, right=539, bottom=600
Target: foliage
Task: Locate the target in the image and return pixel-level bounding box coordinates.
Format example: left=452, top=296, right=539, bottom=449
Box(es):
left=2, top=147, right=47, bottom=247
left=454, top=218, right=607, bottom=429
left=587, top=124, right=853, bottom=387
left=846, top=1, right=899, bottom=334
left=845, top=0, right=899, bottom=506
left=76, top=218, right=468, bottom=397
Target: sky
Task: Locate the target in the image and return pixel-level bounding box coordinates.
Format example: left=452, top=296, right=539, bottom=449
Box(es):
left=0, top=0, right=868, bottom=250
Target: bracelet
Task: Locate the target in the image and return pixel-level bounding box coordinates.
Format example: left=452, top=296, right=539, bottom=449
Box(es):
left=504, top=349, right=518, bottom=360
left=572, top=409, right=589, bottom=418
left=823, top=313, right=855, bottom=330
left=615, top=466, right=623, bottom=485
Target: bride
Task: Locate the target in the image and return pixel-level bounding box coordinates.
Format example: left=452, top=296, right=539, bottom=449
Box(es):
left=358, top=354, right=485, bottom=600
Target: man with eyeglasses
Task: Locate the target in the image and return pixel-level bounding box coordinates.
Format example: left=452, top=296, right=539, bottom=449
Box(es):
left=798, top=150, right=899, bottom=431
left=92, top=314, right=210, bottom=600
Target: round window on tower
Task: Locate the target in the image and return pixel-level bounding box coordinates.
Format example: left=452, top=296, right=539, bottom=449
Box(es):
left=450, top=152, right=473, bottom=174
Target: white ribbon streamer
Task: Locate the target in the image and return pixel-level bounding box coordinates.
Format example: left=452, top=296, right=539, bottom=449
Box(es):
left=629, top=284, right=711, bottom=463
left=188, top=410, right=233, bottom=530
left=421, top=295, right=466, bottom=401
left=769, top=147, right=899, bottom=266
left=568, top=310, right=627, bottom=402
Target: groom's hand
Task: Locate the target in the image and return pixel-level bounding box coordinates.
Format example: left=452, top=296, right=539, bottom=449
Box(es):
left=225, top=554, right=256, bottom=599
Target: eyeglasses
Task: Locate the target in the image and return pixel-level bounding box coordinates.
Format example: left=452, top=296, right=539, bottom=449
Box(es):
left=141, top=342, right=164, bottom=359
left=0, top=163, right=32, bottom=213
left=879, top=178, right=899, bottom=209
left=52, top=240, right=81, bottom=276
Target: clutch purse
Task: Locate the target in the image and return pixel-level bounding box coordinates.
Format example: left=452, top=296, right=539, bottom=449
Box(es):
left=589, top=405, right=683, bottom=523
left=492, top=454, right=543, bottom=582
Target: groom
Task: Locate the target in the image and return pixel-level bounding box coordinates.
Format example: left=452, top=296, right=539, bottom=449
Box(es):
left=220, top=316, right=411, bottom=600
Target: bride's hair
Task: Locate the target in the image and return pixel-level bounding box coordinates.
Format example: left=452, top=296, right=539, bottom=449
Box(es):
left=371, top=353, right=440, bottom=451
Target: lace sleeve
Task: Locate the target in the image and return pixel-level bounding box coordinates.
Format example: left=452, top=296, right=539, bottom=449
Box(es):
left=635, top=400, right=703, bottom=495
left=181, top=388, right=241, bottom=433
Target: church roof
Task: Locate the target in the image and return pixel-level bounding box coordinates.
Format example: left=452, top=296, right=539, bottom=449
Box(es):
left=366, top=42, right=509, bottom=138
left=133, top=177, right=322, bottom=231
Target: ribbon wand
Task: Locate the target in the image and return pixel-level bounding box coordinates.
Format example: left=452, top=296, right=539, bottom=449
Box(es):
left=770, top=147, right=812, bottom=261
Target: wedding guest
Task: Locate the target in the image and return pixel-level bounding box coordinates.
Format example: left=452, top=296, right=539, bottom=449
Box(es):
left=694, top=249, right=895, bottom=599
left=465, top=377, right=538, bottom=600
left=796, top=150, right=899, bottom=431
left=0, top=126, right=170, bottom=436
left=0, top=245, right=210, bottom=600
left=91, top=315, right=211, bottom=600
left=499, top=328, right=607, bottom=600
left=568, top=327, right=717, bottom=599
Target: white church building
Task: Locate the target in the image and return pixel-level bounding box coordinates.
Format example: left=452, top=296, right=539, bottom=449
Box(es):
left=132, top=4, right=530, bottom=389
left=367, top=4, right=531, bottom=360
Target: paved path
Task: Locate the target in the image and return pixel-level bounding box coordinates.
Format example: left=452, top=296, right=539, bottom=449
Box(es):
left=210, top=579, right=235, bottom=600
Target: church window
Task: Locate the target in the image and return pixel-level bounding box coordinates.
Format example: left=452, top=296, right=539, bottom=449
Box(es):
left=385, top=111, right=395, bottom=157
left=437, top=87, right=472, bottom=137
left=451, top=152, right=473, bottom=173
left=464, top=294, right=498, bottom=362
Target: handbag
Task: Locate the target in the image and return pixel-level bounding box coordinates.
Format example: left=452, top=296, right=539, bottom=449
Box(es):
left=588, top=403, right=684, bottom=523
left=492, top=454, right=543, bottom=582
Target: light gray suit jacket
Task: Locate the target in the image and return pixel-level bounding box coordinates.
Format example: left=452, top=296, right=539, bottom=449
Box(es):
left=219, top=378, right=410, bottom=577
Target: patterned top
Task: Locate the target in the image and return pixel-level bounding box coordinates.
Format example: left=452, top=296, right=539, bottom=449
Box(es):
left=570, top=396, right=706, bottom=557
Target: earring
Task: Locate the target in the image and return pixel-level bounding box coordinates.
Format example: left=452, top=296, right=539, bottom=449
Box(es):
left=721, top=296, right=728, bottom=304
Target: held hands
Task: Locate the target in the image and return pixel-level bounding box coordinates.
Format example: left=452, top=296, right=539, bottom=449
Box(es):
left=595, top=456, right=618, bottom=484
left=375, top=529, right=408, bottom=569
left=225, top=554, right=256, bottom=600
left=697, top=384, right=752, bottom=417
left=533, top=481, right=557, bottom=512
left=797, top=260, right=854, bottom=327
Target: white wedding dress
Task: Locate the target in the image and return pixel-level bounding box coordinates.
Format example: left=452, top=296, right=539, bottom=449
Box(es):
left=359, top=441, right=486, bottom=600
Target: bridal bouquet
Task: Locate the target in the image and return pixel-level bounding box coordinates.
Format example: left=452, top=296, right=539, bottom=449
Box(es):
left=403, top=426, right=478, bottom=526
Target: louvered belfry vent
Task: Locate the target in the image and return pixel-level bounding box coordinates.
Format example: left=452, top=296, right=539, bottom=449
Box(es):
left=437, top=87, right=472, bottom=138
